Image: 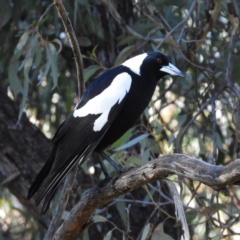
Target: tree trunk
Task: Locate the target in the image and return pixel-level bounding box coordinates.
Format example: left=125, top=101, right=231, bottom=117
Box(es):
left=0, top=88, right=52, bottom=227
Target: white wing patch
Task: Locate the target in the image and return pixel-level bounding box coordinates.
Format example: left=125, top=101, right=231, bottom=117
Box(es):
left=122, top=53, right=147, bottom=76
left=73, top=72, right=132, bottom=131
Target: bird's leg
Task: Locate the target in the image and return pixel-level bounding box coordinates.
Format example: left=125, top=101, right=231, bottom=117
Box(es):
left=97, top=155, right=111, bottom=178
left=99, top=151, right=124, bottom=173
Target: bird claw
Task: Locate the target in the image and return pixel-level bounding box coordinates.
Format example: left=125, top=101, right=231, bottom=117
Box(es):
left=97, top=175, right=113, bottom=188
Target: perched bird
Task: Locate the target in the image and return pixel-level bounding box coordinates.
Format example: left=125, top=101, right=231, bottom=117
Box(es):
left=27, top=51, right=184, bottom=214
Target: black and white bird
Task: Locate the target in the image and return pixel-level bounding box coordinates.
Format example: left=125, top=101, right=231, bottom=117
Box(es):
left=27, top=51, right=184, bottom=213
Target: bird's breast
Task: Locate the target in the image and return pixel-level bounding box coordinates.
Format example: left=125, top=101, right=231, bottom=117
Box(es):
left=96, top=75, right=158, bottom=150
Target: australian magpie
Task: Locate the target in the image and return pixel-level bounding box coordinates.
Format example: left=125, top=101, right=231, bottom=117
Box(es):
left=27, top=51, right=185, bottom=214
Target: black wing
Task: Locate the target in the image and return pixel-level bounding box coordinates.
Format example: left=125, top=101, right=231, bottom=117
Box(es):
left=27, top=69, right=132, bottom=213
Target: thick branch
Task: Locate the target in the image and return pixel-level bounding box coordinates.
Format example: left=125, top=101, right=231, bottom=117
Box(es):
left=53, top=154, right=240, bottom=240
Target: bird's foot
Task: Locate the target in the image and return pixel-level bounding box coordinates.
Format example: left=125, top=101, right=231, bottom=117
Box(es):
left=97, top=175, right=113, bottom=188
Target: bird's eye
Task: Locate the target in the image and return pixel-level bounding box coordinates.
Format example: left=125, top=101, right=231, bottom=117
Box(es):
left=156, top=58, right=162, bottom=64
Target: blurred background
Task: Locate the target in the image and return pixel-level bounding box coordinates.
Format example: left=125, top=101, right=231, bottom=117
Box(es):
left=0, top=0, right=240, bottom=239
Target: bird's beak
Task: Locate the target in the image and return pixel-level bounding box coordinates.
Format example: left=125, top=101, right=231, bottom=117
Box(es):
left=160, top=63, right=185, bottom=77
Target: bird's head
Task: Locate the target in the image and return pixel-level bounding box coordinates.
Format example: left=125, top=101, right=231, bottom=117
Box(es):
left=122, top=51, right=185, bottom=80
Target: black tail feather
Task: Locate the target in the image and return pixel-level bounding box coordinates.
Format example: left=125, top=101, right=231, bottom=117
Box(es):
left=27, top=145, right=57, bottom=200
left=36, top=144, right=94, bottom=214
left=30, top=125, right=111, bottom=214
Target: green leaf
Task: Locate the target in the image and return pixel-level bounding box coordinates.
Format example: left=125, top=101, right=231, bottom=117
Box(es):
left=0, top=0, right=12, bottom=28
left=109, top=128, right=134, bottom=150
left=140, top=149, right=151, bottom=164
left=216, top=133, right=225, bottom=152
left=82, top=230, right=90, bottom=240
left=93, top=215, right=107, bottom=223
left=46, top=43, right=58, bottom=90
left=35, top=15, right=48, bottom=27
left=14, top=32, right=29, bottom=55
left=141, top=223, right=152, bottom=240
left=52, top=38, right=63, bottom=54
left=114, top=45, right=136, bottom=66
left=83, top=65, right=101, bottom=82
left=186, top=210, right=198, bottom=223
left=117, top=36, right=137, bottom=47
left=151, top=120, right=162, bottom=134
left=174, top=210, right=198, bottom=227
left=18, top=73, right=29, bottom=123
left=168, top=134, right=175, bottom=146
left=127, top=156, right=142, bottom=166
left=151, top=222, right=174, bottom=240
left=8, top=58, right=23, bottom=96
left=114, top=133, right=150, bottom=151
left=61, top=210, right=70, bottom=220
left=201, top=203, right=226, bottom=216
left=177, top=114, right=187, bottom=127
left=34, top=47, right=42, bottom=68
left=116, top=200, right=126, bottom=224
left=103, top=230, right=113, bottom=240
left=44, top=60, right=51, bottom=78
left=78, top=37, right=92, bottom=47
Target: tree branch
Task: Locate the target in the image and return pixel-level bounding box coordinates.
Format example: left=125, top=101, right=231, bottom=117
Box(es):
left=54, top=0, right=85, bottom=96
left=53, top=154, right=240, bottom=240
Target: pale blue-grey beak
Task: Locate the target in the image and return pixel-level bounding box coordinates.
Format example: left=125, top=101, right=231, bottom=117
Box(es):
left=161, top=63, right=185, bottom=77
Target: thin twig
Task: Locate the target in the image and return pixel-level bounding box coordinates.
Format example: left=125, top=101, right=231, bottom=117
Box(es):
left=176, top=84, right=226, bottom=152
left=124, top=204, right=131, bottom=240
left=155, top=0, right=197, bottom=50
left=144, top=0, right=171, bottom=31
left=38, top=3, right=55, bottom=23
left=54, top=0, right=85, bottom=97
left=100, top=0, right=179, bottom=49
left=211, top=96, right=217, bottom=164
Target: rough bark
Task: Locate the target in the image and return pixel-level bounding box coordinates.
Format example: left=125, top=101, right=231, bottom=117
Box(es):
left=0, top=88, right=52, bottom=227
left=53, top=154, right=240, bottom=240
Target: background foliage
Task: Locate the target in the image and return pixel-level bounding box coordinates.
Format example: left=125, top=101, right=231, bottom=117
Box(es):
left=0, top=0, right=240, bottom=239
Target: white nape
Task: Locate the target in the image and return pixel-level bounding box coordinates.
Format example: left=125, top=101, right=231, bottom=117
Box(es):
left=73, top=72, right=132, bottom=131
left=122, top=53, right=147, bottom=76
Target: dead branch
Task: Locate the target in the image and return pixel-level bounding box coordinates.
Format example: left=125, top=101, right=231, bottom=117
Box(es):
left=54, top=0, right=85, bottom=96
left=52, top=154, right=240, bottom=240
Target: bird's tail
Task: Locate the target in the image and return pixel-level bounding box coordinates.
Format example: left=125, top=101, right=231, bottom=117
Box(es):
left=27, top=145, right=57, bottom=200
left=35, top=144, right=95, bottom=214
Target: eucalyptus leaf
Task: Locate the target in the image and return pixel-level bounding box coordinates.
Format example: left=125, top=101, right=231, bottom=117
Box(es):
left=18, top=74, right=29, bottom=123
left=109, top=128, right=134, bottom=150
left=52, top=38, right=63, bottom=54
left=46, top=43, right=58, bottom=90
left=114, top=45, right=136, bottom=66
left=15, top=32, right=29, bottom=54
left=151, top=222, right=174, bottom=240
left=117, top=36, right=138, bottom=47
left=0, top=0, right=12, bottom=28
left=84, top=65, right=102, bottom=82
left=114, top=133, right=150, bottom=151
left=93, top=215, right=108, bottom=223
left=116, top=198, right=126, bottom=224
left=103, top=230, right=113, bottom=240
left=141, top=223, right=152, bottom=240
left=8, top=58, right=23, bottom=96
